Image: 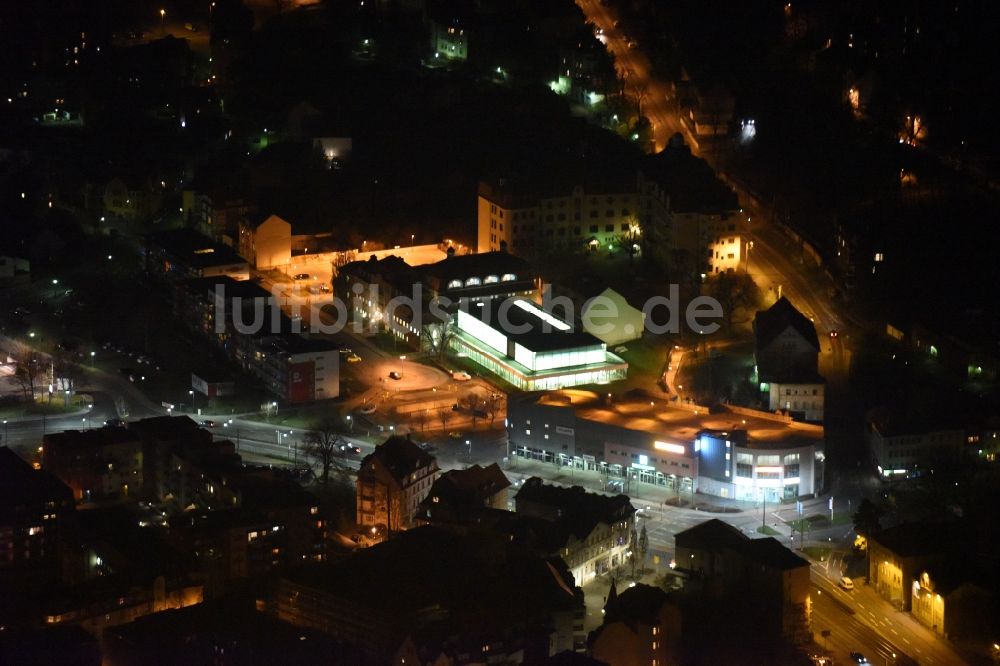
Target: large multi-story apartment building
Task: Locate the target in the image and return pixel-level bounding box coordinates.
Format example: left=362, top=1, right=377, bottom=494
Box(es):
left=514, top=477, right=635, bottom=588
left=174, top=275, right=339, bottom=403
left=42, top=428, right=143, bottom=502
left=0, top=447, right=74, bottom=572
left=356, top=436, right=439, bottom=537
left=336, top=250, right=537, bottom=349
left=476, top=171, right=670, bottom=257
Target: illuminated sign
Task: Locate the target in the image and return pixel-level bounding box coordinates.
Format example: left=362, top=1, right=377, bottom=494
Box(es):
left=654, top=441, right=685, bottom=455
left=755, top=466, right=783, bottom=474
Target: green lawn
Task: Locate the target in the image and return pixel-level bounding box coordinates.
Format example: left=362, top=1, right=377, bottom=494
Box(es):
left=757, top=525, right=781, bottom=536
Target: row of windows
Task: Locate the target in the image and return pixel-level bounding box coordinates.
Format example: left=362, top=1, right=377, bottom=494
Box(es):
left=784, top=388, right=821, bottom=396
left=514, top=223, right=633, bottom=236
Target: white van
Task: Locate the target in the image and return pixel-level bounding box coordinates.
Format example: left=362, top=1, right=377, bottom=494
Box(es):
left=452, top=371, right=471, bottom=381
left=839, top=576, right=855, bottom=591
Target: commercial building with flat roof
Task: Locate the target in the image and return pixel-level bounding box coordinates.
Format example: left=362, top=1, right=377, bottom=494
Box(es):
left=452, top=298, right=627, bottom=391
left=507, top=391, right=823, bottom=501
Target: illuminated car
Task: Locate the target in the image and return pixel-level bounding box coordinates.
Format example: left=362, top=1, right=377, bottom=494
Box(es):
left=388, top=371, right=403, bottom=380
left=358, top=404, right=376, bottom=415
left=830, top=330, right=839, bottom=338
left=850, top=652, right=869, bottom=664
left=448, top=431, right=463, bottom=439
left=346, top=354, right=362, bottom=363
left=839, top=576, right=854, bottom=591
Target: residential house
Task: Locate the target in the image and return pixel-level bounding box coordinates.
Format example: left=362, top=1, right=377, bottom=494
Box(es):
left=753, top=297, right=825, bottom=422
left=356, top=436, right=439, bottom=536
left=515, top=477, right=635, bottom=587
left=0, top=446, right=74, bottom=573
left=417, top=463, right=510, bottom=524
left=237, top=214, right=292, bottom=269
left=910, top=566, right=993, bottom=640
left=103, top=176, right=163, bottom=222
left=146, top=228, right=249, bottom=282
left=868, top=521, right=964, bottom=612
left=42, top=429, right=143, bottom=502
left=272, top=526, right=583, bottom=663
left=674, top=519, right=811, bottom=643
left=589, top=582, right=681, bottom=666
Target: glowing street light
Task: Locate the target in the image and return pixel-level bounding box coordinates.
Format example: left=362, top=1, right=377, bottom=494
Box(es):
left=159, top=9, right=166, bottom=34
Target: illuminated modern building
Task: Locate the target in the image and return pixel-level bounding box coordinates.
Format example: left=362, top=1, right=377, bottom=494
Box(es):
left=451, top=298, right=628, bottom=391
left=507, top=391, right=823, bottom=501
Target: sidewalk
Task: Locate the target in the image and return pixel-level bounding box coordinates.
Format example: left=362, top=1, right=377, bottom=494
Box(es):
left=505, top=455, right=751, bottom=514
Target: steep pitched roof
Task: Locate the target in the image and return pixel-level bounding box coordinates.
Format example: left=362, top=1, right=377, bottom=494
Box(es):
left=753, top=297, right=820, bottom=352
left=364, top=436, right=437, bottom=483
left=745, top=537, right=809, bottom=571
left=674, top=518, right=746, bottom=550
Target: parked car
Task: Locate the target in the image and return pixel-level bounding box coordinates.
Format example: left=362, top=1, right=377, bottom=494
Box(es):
left=346, top=354, right=362, bottom=363
left=452, top=371, right=471, bottom=381
left=293, top=273, right=310, bottom=280
left=388, top=371, right=402, bottom=380
left=839, top=576, right=855, bottom=591
left=358, top=404, right=376, bottom=415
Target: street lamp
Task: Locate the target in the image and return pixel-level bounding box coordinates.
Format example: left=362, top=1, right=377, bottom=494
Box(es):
left=346, top=415, right=353, bottom=433
left=465, top=439, right=472, bottom=461
left=159, top=8, right=166, bottom=33
left=90, top=350, right=95, bottom=367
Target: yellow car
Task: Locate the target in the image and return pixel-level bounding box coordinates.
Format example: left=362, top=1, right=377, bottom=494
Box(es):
left=346, top=354, right=362, bottom=363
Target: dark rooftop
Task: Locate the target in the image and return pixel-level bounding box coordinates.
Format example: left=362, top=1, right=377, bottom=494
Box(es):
left=0, top=446, right=73, bottom=514
left=515, top=477, right=635, bottom=540
left=363, top=436, right=438, bottom=483
left=754, top=297, right=820, bottom=352
left=674, top=518, right=746, bottom=551
left=420, top=251, right=532, bottom=284
left=43, top=428, right=140, bottom=451
left=872, top=521, right=964, bottom=558
left=746, top=537, right=809, bottom=571
left=258, top=334, right=340, bottom=356
left=642, top=146, right=738, bottom=213
left=147, top=228, right=248, bottom=269
left=676, top=519, right=808, bottom=571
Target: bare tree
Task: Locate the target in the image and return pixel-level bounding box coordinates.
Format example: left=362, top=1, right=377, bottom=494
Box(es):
left=482, top=392, right=505, bottom=427
left=459, top=393, right=483, bottom=430
left=413, top=409, right=428, bottom=433
left=437, top=409, right=449, bottom=432
left=630, top=80, right=649, bottom=117
left=303, top=417, right=347, bottom=483
left=114, top=396, right=130, bottom=421
left=425, top=321, right=457, bottom=360
left=8, top=346, right=45, bottom=403
left=53, top=351, right=81, bottom=396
